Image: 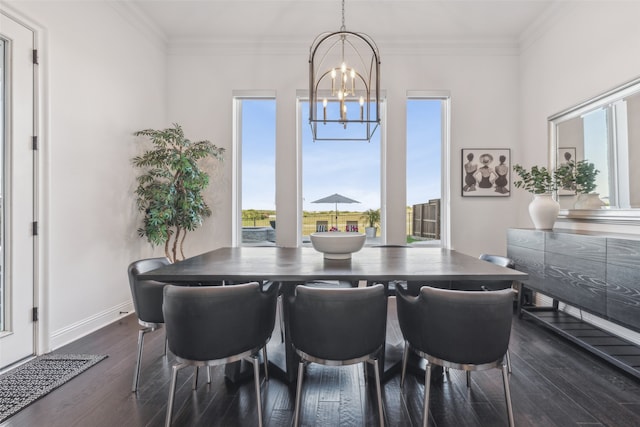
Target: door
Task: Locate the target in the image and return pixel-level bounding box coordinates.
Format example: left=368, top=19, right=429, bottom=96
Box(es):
left=0, top=12, right=37, bottom=368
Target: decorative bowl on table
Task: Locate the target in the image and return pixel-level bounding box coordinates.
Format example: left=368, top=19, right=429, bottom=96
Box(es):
left=310, top=232, right=366, bottom=260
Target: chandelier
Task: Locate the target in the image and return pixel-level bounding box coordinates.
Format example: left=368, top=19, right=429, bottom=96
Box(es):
left=308, top=0, right=381, bottom=141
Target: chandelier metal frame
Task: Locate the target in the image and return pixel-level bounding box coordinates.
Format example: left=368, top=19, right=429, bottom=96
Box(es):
left=308, top=0, right=381, bottom=141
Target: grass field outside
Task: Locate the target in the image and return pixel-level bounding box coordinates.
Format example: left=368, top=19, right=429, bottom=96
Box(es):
left=241, top=209, right=416, bottom=237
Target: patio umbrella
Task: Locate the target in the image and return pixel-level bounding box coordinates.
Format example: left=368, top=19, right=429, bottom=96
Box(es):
left=311, top=193, right=360, bottom=229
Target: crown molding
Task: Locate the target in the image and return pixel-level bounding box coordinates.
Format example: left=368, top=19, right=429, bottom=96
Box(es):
left=109, top=1, right=168, bottom=53
left=518, top=1, right=577, bottom=52
left=167, top=36, right=520, bottom=57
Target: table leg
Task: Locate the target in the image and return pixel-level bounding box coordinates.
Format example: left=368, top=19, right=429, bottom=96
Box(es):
left=265, top=282, right=300, bottom=384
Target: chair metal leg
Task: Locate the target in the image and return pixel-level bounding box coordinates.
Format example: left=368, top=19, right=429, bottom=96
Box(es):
left=207, top=366, right=212, bottom=384
left=466, top=370, right=471, bottom=388
left=164, top=335, right=168, bottom=356
left=278, top=295, right=285, bottom=343
left=262, top=346, right=269, bottom=382
left=501, top=363, right=515, bottom=427
left=506, top=349, right=512, bottom=373
left=400, top=341, right=409, bottom=387
left=293, top=361, right=305, bottom=427
left=165, top=363, right=185, bottom=427
left=251, top=355, right=264, bottom=427
left=423, top=362, right=432, bottom=427
left=193, top=366, right=199, bottom=390
left=372, top=358, right=385, bottom=427
left=132, top=327, right=149, bottom=392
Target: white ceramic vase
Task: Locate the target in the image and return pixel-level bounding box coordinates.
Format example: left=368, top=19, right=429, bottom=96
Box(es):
left=574, top=193, right=605, bottom=209
left=528, top=194, right=560, bottom=230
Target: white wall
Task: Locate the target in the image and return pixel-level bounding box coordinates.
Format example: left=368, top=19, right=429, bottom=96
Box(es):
left=166, top=44, right=521, bottom=257
left=6, top=0, right=640, bottom=352
left=519, top=1, right=640, bottom=233
left=519, top=1, right=640, bottom=343
left=4, top=1, right=167, bottom=350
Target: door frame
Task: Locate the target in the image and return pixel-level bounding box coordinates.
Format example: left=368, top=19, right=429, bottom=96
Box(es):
left=0, top=6, right=46, bottom=367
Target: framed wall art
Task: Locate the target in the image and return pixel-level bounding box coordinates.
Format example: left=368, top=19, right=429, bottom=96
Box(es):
left=461, top=148, right=511, bottom=197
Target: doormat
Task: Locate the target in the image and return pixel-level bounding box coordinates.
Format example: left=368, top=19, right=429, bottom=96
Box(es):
left=0, top=353, right=107, bottom=423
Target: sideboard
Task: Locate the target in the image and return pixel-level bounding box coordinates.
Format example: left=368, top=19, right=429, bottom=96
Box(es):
left=507, top=228, right=640, bottom=379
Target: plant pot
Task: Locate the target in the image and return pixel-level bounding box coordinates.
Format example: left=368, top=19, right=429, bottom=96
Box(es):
left=574, top=193, right=605, bottom=209
left=365, top=227, right=377, bottom=238
left=528, top=194, right=559, bottom=230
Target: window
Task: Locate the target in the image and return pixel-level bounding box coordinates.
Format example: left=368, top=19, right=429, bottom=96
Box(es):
left=300, top=99, right=381, bottom=242
left=406, top=95, right=448, bottom=246
left=233, top=95, right=276, bottom=246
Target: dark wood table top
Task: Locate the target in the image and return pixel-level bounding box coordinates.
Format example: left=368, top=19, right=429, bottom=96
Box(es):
left=140, top=246, right=528, bottom=283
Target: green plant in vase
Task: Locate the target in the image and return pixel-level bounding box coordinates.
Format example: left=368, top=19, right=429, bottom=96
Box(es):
left=512, top=164, right=561, bottom=230
left=361, top=208, right=380, bottom=238
left=132, top=123, right=225, bottom=262
left=512, top=164, right=559, bottom=194
left=557, top=160, right=602, bottom=208
left=574, top=160, right=599, bottom=194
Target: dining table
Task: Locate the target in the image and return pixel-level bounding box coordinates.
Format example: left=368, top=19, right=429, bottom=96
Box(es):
left=141, top=246, right=528, bottom=384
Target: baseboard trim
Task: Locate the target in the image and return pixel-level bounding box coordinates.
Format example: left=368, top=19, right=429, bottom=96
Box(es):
left=50, top=301, right=134, bottom=350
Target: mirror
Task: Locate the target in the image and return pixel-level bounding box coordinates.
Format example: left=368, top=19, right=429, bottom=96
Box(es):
left=549, top=76, right=640, bottom=222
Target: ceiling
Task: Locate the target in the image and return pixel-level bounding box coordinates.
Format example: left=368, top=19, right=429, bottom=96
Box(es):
left=127, top=0, right=559, bottom=46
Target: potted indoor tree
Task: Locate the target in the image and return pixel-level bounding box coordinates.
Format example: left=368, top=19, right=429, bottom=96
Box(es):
left=361, top=208, right=380, bottom=238
left=132, top=123, right=225, bottom=262
left=512, top=164, right=561, bottom=230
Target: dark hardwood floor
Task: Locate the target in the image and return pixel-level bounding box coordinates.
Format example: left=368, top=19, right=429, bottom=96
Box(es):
left=3, top=298, right=640, bottom=427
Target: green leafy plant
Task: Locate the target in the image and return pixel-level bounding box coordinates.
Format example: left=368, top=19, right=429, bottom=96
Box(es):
left=557, top=160, right=599, bottom=194
left=361, top=208, right=381, bottom=229
left=512, top=164, right=560, bottom=194
left=132, top=124, right=225, bottom=262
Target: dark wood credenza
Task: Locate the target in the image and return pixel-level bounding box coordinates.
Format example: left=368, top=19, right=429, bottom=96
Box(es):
left=507, top=228, right=640, bottom=379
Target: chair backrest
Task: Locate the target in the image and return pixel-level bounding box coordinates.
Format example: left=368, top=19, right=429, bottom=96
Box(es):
left=316, top=220, right=328, bottom=232
left=345, top=221, right=358, bottom=232
left=479, top=253, right=515, bottom=269
left=163, top=282, right=278, bottom=361
left=128, top=257, right=171, bottom=323
left=477, top=253, right=515, bottom=291
left=288, top=284, right=387, bottom=361
left=397, top=285, right=514, bottom=366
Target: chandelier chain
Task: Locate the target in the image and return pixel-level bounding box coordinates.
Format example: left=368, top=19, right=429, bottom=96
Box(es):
left=340, top=0, right=346, bottom=31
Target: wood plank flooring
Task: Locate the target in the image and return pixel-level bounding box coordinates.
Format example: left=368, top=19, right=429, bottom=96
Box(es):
left=3, top=298, right=640, bottom=427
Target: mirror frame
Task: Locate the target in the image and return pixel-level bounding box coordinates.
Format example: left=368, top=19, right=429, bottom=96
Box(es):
left=549, top=75, right=640, bottom=225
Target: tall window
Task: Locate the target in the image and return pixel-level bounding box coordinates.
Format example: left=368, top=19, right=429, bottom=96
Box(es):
left=300, top=100, right=381, bottom=242
left=233, top=96, right=276, bottom=246
left=407, top=98, right=444, bottom=246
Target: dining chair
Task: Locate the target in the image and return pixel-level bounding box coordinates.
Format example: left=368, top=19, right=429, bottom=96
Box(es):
left=162, top=281, right=278, bottom=427
left=396, top=284, right=515, bottom=427
left=127, top=257, right=171, bottom=392
left=449, top=253, right=516, bottom=376
left=288, top=284, right=387, bottom=427
left=345, top=220, right=359, bottom=232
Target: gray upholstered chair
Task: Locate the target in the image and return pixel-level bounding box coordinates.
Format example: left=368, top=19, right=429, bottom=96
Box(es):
left=162, top=282, right=278, bottom=427
left=288, top=284, right=387, bottom=427
left=449, top=253, right=516, bottom=376
left=447, top=254, right=515, bottom=292
left=397, top=285, right=515, bottom=427
left=127, top=257, right=171, bottom=392
left=476, top=253, right=516, bottom=291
